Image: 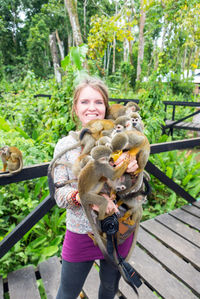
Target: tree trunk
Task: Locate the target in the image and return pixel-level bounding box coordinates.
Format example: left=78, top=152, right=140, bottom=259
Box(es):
left=154, top=20, right=168, bottom=71
left=83, top=0, right=88, bottom=40
left=187, top=48, right=193, bottom=77
left=136, top=0, right=146, bottom=81
left=128, top=39, right=133, bottom=66
left=55, top=30, right=65, bottom=60
left=112, top=35, right=116, bottom=73
left=64, top=0, right=83, bottom=46
left=107, top=44, right=111, bottom=75
left=49, top=32, right=62, bottom=83
left=182, top=46, right=187, bottom=76
left=123, top=39, right=129, bottom=62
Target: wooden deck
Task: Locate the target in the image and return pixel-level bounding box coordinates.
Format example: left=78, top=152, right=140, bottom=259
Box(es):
left=1, top=201, right=200, bottom=299
left=165, top=120, right=200, bottom=132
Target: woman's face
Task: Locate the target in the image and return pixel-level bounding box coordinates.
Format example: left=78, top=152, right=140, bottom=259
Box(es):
left=75, top=86, right=106, bottom=126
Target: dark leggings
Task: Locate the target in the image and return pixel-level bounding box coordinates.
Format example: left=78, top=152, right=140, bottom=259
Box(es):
left=56, top=259, right=121, bottom=299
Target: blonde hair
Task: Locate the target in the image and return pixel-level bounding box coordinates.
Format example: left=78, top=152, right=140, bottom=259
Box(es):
left=72, top=76, right=110, bottom=123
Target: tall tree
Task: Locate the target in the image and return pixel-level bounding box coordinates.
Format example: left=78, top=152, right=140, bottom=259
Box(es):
left=136, top=0, right=146, bottom=81
left=49, top=31, right=62, bottom=82
left=64, top=0, right=83, bottom=46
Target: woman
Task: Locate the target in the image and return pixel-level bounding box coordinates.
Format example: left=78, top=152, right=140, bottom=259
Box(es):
left=54, top=77, right=138, bottom=299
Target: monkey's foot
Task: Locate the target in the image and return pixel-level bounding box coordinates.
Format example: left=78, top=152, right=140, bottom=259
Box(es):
left=88, top=232, right=98, bottom=246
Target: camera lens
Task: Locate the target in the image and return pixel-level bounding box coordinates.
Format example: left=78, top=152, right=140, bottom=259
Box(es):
left=101, top=214, right=119, bottom=235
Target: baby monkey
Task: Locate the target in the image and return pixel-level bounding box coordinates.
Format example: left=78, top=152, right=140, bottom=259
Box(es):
left=0, top=146, right=23, bottom=177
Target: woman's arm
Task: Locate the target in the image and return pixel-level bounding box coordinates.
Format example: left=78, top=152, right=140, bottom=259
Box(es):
left=53, top=135, right=80, bottom=209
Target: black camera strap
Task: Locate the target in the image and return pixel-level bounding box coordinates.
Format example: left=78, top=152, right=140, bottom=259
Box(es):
left=113, top=233, right=142, bottom=292
left=101, top=215, right=142, bottom=295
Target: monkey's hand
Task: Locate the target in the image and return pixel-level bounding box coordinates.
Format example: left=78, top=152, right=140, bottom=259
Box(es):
left=92, top=193, right=119, bottom=215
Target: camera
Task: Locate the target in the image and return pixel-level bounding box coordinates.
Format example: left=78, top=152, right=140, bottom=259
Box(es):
left=100, top=213, right=119, bottom=235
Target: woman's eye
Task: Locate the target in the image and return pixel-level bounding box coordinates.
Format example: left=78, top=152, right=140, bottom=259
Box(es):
left=81, top=100, right=88, bottom=104
left=96, top=100, right=104, bottom=104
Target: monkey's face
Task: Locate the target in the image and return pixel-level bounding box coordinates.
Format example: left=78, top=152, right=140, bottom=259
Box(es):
left=125, top=113, right=142, bottom=131
left=0, top=146, right=10, bottom=159
left=112, top=174, right=132, bottom=193
left=98, top=156, right=110, bottom=164
left=113, top=124, right=125, bottom=134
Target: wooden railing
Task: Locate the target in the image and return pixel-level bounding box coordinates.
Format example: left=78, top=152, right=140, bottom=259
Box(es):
left=162, top=101, right=200, bottom=135
left=0, top=138, right=199, bottom=259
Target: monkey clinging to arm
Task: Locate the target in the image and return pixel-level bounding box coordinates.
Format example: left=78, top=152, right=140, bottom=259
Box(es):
left=0, top=146, right=23, bottom=177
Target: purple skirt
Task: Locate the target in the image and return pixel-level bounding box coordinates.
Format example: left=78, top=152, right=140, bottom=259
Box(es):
left=62, top=230, right=134, bottom=262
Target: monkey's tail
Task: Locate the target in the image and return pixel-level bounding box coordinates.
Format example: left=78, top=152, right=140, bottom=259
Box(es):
left=79, top=128, right=91, bottom=140
left=47, top=141, right=80, bottom=199
left=0, top=159, right=23, bottom=177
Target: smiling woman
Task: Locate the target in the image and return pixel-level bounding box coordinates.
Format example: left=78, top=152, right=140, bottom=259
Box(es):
left=53, top=76, right=136, bottom=299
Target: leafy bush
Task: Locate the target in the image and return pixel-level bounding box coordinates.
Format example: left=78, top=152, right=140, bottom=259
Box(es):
left=169, top=73, right=194, bottom=97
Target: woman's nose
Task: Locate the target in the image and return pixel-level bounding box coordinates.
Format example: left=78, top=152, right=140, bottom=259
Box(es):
left=88, top=102, right=96, bottom=110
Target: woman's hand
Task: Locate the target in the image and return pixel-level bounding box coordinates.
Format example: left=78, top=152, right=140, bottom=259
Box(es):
left=92, top=193, right=119, bottom=215
left=114, top=152, right=138, bottom=173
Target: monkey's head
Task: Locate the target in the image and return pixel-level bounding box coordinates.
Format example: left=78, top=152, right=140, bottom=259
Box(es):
left=91, top=145, right=112, bottom=163
left=0, top=146, right=10, bottom=158
left=126, top=102, right=140, bottom=113
left=126, top=112, right=143, bottom=132
left=114, top=174, right=133, bottom=193
left=114, top=116, right=130, bottom=133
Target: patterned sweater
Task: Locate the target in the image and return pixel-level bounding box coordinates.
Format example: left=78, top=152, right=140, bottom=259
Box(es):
left=54, top=132, right=93, bottom=234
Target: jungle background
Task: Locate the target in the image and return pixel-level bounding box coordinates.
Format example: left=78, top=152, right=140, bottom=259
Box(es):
left=0, top=0, right=200, bottom=282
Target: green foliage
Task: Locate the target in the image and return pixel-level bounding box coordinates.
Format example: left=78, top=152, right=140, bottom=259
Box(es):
left=27, top=17, right=51, bottom=78
left=169, top=73, right=195, bottom=97
left=88, top=13, right=134, bottom=60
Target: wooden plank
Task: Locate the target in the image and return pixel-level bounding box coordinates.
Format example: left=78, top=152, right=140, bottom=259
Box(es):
left=38, top=256, right=61, bottom=299
left=141, top=219, right=200, bottom=270
left=165, top=120, right=200, bottom=131
left=181, top=205, right=200, bottom=218
left=119, top=277, right=157, bottom=299
left=156, top=213, right=200, bottom=248
left=7, top=266, right=41, bottom=299
left=192, top=200, right=200, bottom=208
left=169, top=208, right=200, bottom=230
left=137, top=227, right=200, bottom=296
left=0, top=277, right=3, bottom=299
left=130, top=246, right=197, bottom=299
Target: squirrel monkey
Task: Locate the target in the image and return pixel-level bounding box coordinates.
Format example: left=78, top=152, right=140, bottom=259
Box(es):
left=110, top=113, right=150, bottom=194
left=0, top=146, right=23, bottom=177
left=126, top=112, right=144, bottom=132
left=107, top=102, right=140, bottom=120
